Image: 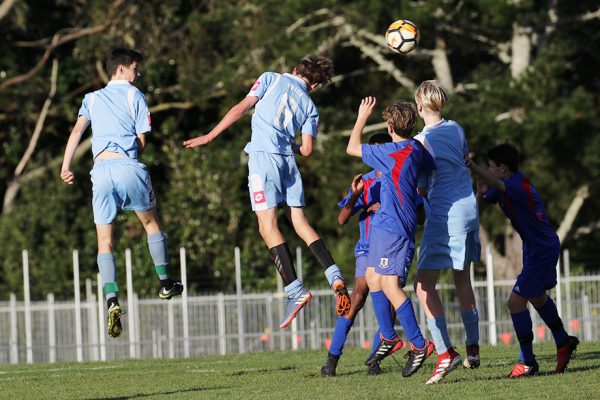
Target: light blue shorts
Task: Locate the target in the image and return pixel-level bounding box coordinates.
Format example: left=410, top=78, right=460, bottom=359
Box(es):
left=90, top=158, right=156, bottom=224
left=417, top=229, right=481, bottom=271
left=247, top=152, right=304, bottom=211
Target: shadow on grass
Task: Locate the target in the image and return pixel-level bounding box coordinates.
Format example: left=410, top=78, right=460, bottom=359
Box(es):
left=228, top=365, right=297, bottom=376
left=85, top=385, right=231, bottom=400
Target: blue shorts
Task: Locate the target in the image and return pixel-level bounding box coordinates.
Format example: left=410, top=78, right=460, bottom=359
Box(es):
left=90, top=158, right=156, bottom=224
left=367, top=227, right=414, bottom=286
left=513, top=247, right=559, bottom=298
left=247, top=152, right=304, bottom=211
left=355, top=255, right=368, bottom=278
left=417, top=229, right=481, bottom=271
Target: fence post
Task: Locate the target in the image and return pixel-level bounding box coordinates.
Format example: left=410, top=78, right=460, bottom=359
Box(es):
left=582, top=294, right=591, bottom=341
left=485, top=245, right=497, bottom=345
left=217, top=292, right=226, bottom=355
left=125, top=248, right=136, bottom=358
left=10, top=293, right=18, bottom=364
left=168, top=299, right=175, bottom=358
left=235, top=247, right=245, bottom=353
left=563, top=249, right=572, bottom=330
left=86, top=278, right=99, bottom=361
left=23, top=250, right=33, bottom=364
left=73, top=250, right=83, bottom=362
left=555, top=255, right=562, bottom=318
left=47, top=293, right=56, bottom=363
left=96, top=273, right=106, bottom=361
left=266, top=293, right=274, bottom=351
left=180, top=247, right=190, bottom=358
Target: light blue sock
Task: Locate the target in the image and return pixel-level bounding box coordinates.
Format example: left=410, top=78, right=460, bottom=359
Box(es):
left=397, top=298, right=426, bottom=349
left=330, top=316, right=354, bottom=357
left=371, top=291, right=397, bottom=340
left=148, top=231, right=169, bottom=278
left=97, top=253, right=117, bottom=300
left=461, top=308, right=480, bottom=345
left=284, top=279, right=303, bottom=298
left=427, top=315, right=452, bottom=354
left=324, top=265, right=343, bottom=287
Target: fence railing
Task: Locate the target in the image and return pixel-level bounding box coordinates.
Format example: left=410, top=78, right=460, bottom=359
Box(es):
left=0, top=247, right=598, bottom=364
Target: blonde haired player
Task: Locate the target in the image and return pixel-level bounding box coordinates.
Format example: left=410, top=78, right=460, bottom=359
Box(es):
left=413, top=80, right=481, bottom=384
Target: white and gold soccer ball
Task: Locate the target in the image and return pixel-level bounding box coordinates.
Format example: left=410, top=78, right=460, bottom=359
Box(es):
left=385, top=19, right=420, bottom=54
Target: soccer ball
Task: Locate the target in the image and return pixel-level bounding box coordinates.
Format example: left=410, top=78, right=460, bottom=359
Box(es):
left=385, top=19, right=419, bottom=54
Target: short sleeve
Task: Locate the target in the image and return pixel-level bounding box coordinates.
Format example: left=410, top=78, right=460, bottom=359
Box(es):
left=300, top=105, right=319, bottom=137
left=247, top=72, right=276, bottom=99
left=361, top=144, right=391, bottom=172
left=78, top=94, right=91, bottom=120
left=338, top=188, right=364, bottom=215
left=134, top=91, right=151, bottom=134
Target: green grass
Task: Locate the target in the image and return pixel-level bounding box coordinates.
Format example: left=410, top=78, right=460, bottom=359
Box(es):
left=0, top=342, right=598, bottom=400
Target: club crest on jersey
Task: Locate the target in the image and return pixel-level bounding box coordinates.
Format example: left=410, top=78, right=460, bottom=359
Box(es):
left=253, top=190, right=266, bottom=204
left=379, top=258, right=389, bottom=268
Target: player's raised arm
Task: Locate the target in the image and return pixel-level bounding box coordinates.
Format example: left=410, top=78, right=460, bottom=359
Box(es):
left=338, top=174, right=363, bottom=225
left=347, top=97, right=376, bottom=157
left=183, top=96, right=258, bottom=148
left=466, top=157, right=506, bottom=192
left=60, top=115, right=89, bottom=184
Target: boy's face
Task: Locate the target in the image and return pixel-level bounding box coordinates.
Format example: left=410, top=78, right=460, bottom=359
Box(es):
left=488, top=160, right=510, bottom=179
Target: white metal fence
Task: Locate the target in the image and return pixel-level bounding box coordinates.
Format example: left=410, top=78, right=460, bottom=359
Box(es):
left=1, top=247, right=598, bottom=364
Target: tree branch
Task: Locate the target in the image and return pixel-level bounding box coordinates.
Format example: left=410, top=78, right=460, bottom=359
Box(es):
left=0, top=0, right=16, bottom=22
left=557, top=184, right=590, bottom=243
left=0, top=0, right=124, bottom=93
left=3, top=59, right=59, bottom=213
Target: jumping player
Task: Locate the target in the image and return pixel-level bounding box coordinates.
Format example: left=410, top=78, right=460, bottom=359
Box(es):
left=183, top=55, right=351, bottom=328
left=412, top=80, right=481, bottom=384
left=467, top=143, right=579, bottom=377
left=60, top=48, right=183, bottom=338
left=346, top=97, right=436, bottom=378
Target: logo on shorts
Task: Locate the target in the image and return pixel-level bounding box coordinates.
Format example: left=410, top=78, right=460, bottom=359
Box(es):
left=147, top=112, right=152, bottom=127
left=251, top=80, right=260, bottom=91
left=379, top=258, right=389, bottom=269
left=253, top=190, right=266, bottom=204
left=514, top=285, right=520, bottom=293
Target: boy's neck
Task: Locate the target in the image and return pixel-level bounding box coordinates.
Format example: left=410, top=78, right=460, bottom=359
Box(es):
left=390, top=132, right=410, bottom=142
left=421, top=109, right=443, bottom=127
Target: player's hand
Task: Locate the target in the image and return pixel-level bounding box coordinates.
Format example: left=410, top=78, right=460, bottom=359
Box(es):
left=367, top=202, right=381, bottom=213
left=476, top=176, right=488, bottom=196
left=183, top=134, right=213, bottom=148
left=358, top=96, right=376, bottom=119
left=61, top=169, right=74, bottom=184
left=351, top=174, right=363, bottom=194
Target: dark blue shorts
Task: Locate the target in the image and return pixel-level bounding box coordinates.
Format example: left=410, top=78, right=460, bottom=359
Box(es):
left=512, top=247, right=559, bottom=298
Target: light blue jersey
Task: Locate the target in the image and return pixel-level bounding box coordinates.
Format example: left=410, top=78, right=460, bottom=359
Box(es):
left=78, top=80, right=151, bottom=159
left=243, top=72, right=319, bottom=155
left=415, top=119, right=478, bottom=236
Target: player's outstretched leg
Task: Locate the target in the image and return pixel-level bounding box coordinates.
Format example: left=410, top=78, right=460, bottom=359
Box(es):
left=146, top=230, right=184, bottom=300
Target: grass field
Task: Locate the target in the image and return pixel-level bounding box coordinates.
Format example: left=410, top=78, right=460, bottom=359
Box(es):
left=0, top=342, right=598, bottom=400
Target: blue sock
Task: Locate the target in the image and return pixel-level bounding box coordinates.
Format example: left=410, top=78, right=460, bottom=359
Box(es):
left=329, top=316, right=354, bottom=357
left=324, top=265, right=343, bottom=287
left=370, top=328, right=382, bottom=356
left=148, top=231, right=169, bottom=278
left=371, top=291, right=397, bottom=340
left=427, top=315, right=451, bottom=354
left=97, top=253, right=117, bottom=300
left=284, top=279, right=303, bottom=298
left=535, top=297, right=568, bottom=348
left=397, top=298, right=426, bottom=349
left=511, top=310, right=535, bottom=363
left=461, top=308, right=480, bottom=346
